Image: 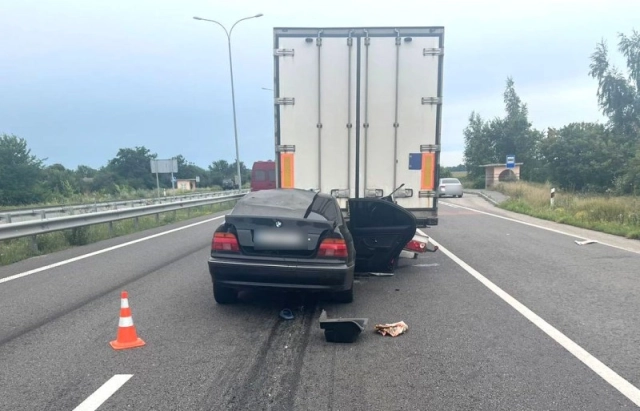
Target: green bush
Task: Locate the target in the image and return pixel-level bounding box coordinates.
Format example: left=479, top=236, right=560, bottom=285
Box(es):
left=64, top=226, right=91, bottom=246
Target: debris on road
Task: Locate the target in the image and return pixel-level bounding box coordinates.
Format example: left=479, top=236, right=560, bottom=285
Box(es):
left=319, top=310, right=368, bottom=343
left=279, top=309, right=294, bottom=320
left=375, top=321, right=408, bottom=337
left=575, top=239, right=598, bottom=246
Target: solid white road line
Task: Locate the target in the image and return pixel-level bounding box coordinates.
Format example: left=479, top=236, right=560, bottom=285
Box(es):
left=72, top=374, right=133, bottom=411
left=0, top=216, right=224, bottom=285
left=440, top=201, right=640, bottom=255
left=423, top=232, right=640, bottom=408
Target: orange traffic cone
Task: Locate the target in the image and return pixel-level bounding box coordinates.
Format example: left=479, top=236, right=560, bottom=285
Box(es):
left=110, top=291, right=146, bottom=350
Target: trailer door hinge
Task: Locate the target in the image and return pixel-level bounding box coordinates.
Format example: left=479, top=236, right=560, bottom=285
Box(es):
left=275, top=97, right=295, bottom=105
left=421, top=97, right=442, bottom=105
left=419, top=191, right=437, bottom=198
left=420, top=144, right=441, bottom=152
left=274, top=48, right=295, bottom=57
left=276, top=145, right=296, bottom=153
left=423, top=48, right=444, bottom=56
left=330, top=189, right=350, bottom=199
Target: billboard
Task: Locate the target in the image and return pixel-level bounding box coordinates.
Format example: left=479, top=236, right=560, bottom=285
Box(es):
left=150, top=159, right=178, bottom=174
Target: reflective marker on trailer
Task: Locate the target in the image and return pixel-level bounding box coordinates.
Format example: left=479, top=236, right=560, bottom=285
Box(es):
left=280, top=153, right=295, bottom=188
left=421, top=152, right=436, bottom=190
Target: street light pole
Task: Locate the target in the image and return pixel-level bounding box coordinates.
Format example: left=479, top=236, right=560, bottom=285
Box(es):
left=193, top=13, right=263, bottom=190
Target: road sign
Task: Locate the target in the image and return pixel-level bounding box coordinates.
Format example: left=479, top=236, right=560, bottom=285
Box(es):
left=171, top=176, right=177, bottom=183
left=506, top=155, right=515, bottom=169
left=150, top=159, right=178, bottom=174
left=151, top=158, right=179, bottom=197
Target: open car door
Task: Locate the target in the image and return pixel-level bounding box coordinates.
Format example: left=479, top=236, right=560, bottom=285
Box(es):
left=347, top=198, right=418, bottom=273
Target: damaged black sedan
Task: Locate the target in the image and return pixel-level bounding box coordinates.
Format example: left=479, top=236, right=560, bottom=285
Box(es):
left=207, top=188, right=417, bottom=305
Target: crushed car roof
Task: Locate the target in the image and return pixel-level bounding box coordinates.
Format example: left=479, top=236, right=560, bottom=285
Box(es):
left=229, top=189, right=321, bottom=218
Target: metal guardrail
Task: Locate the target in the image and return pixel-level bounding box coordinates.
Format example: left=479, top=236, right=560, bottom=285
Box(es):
left=0, top=191, right=248, bottom=242
left=0, top=189, right=246, bottom=224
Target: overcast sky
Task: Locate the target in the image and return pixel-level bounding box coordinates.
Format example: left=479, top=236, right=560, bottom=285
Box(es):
left=1, top=0, right=637, bottom=169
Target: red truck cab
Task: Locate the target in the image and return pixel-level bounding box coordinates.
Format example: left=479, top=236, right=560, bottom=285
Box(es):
left=250, top=161, right=276, bottom=191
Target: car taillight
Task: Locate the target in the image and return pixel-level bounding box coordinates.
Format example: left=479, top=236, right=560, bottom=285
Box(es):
left=318, top=238, right=348, bottom=258
left=405, top=239, right=427, bottom=253
left=212, top=232, right=240, bottom=252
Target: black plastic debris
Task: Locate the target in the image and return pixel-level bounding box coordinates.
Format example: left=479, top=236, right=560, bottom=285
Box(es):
left=280, top=308, right=294, bottom=320
left=319, top=309, right=368, bottom=343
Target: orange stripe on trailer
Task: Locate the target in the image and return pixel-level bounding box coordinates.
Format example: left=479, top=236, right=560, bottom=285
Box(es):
left=421, top=153, right=435, bottom=190
left=280, top=153, right=295, bottom=188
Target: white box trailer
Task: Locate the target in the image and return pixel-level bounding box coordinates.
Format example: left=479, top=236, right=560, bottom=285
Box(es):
left=271, top=26, right=444, bottom=228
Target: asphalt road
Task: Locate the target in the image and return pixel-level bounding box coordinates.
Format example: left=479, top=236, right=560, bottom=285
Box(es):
left=1, top=195, right=640, bottom=410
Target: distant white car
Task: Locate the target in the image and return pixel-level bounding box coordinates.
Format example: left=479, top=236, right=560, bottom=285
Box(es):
left=438, top=178, right=463, bottom=198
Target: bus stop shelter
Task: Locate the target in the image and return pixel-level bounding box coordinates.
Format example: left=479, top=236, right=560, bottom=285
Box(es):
left=176, top=179, right=197, bottom=191
left=480, top=163, right=523, bottom=188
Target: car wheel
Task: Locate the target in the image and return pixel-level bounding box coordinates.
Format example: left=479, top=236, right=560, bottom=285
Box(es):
left=333, top=285, right=354, bottom=304
left=213, top=282, right=238, bottom=304
left=459, top=194, right=463, bottom=198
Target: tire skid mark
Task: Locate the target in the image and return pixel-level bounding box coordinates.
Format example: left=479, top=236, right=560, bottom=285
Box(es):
left=207, top=295, right=318, bottom=411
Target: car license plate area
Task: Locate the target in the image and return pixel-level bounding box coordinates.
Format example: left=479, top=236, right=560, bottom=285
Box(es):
left=253, top=229, right=307, bottom=250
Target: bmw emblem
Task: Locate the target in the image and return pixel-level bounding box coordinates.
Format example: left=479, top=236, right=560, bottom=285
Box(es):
left=275, top=220, right=282, bottom=228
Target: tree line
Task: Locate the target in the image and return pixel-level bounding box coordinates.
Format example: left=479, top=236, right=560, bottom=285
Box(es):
left=0, top=137, right=253, bottom=206
left=463, top=28, right=640, bottom=194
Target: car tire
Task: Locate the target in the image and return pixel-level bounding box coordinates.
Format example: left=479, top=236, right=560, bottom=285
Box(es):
left=333, top=285, right=354, bottom=304
left=213, top=282, right=238, bottom=304
left=459, top=194, right=463, bottom=198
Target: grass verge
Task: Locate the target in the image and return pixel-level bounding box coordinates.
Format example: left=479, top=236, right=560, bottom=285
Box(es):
left=493, top=181, right=640, bottom=240
left=0, top=200, right=237, bottom=267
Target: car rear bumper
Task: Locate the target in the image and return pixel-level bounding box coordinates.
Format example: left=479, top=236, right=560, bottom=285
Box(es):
left=438, top=188, right=463, bottom=196
left=208, top=257, right=354, bottom=292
